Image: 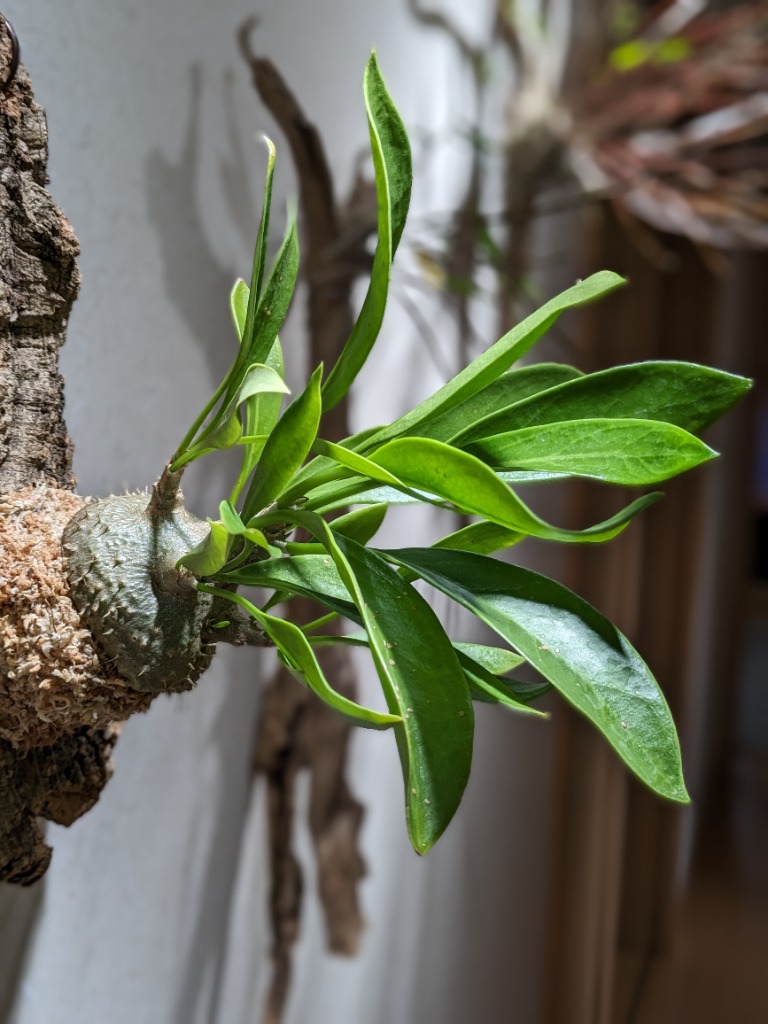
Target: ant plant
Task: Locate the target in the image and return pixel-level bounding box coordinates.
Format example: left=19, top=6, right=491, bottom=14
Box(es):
left=62, top=54, right=749, bottom=854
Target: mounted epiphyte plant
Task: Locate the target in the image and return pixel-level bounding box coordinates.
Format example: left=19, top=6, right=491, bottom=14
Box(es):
left=52, top=54, right=749, bottom=854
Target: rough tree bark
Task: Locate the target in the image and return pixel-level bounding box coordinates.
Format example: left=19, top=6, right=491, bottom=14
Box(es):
left=0, top=17, right=119, bottom=885
left=239, top=21, right=377, bottom=1024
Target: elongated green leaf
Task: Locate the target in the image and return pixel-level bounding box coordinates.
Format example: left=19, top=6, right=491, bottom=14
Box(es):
left=177, top=521, right=230, bottom=577
left=453, top=361, right=751, bottom=446
left=199, top=585, right=399, bottom=730
left=412, top=363, right=583, bottom=442
left=220, top=553, right=359, bottom=619
left=248, top=511, right=474, bottom=853
left=321, top=54, right=412, bottom=412
left=241, top=217, right=299, bottom=373
left=465, top=418, right=717, bottom=485
left=242, top=365, right=323, bottom=520
left=358, top=272, right=625, bottom=451
left=241, top=136, right=277, bottom=345
left=370, top=436, right=660, bottom=542
left=385, top=548, right=689, bottom=802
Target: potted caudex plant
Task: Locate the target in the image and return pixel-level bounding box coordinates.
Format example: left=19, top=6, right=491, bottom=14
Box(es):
left=3, top=54, right=750, bottom=855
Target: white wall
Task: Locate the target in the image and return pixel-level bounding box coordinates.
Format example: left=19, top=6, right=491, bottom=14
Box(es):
left=4, top=3, right=554, bottom=1022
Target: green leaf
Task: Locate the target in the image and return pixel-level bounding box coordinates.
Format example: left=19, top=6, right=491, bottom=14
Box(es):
left=370, top=437, right=660, bottom=543
left=218, top=500, right=278, bottom=556
left=321, top=53, right=412, bottom=412
left=465, top=418, right=717, bottom=485
left=230, top=278, right=249, bottom=339
left=177, top=521, right=231, bottom=577
left=235, top=363, right=290, bottom=406
left=247, top=511, right=474, bottom=853
left=238, top=215, right=299, bottom=375
left=434, top=520, right=524, bottom=555
left=358, top=272, right=625, bottom=450
left=455, top=649, right=545, bottom=715
left=411, top=363, right=583, bottom=442
left=452, top=642, right=550, bottom=705
left=201, top=413, right=242, bottom=453
left=242, top=135, right=277, bottom=344
left=198, top=585, right=399, bottom=730
left=452, top=361, right=751, bottom=446
left=219, top=554, right=359, bottom=620
left=385, top=548, right=689, bottom=803
left=452, top=642, right=525, bottom=676
left=242, top=365, right=323, bottom=520
left=330, top=503, right=389, bottom=545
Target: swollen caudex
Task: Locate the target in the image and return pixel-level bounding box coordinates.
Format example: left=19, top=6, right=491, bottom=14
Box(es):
left=62, top=485, right=215, bottom=694
left=0, top=480, right=219, bottom=752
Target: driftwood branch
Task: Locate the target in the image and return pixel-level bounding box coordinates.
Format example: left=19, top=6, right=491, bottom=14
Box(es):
left=0, top=17, right=118, bottom=884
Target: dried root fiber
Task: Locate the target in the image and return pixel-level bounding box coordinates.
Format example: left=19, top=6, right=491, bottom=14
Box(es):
left=0, top=486, right=153, bottom=751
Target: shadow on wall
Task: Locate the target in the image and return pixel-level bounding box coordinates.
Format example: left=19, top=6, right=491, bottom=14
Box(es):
left=143, top=60, right=263, bottom=508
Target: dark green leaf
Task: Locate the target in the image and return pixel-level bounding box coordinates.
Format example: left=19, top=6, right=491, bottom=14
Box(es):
left=411, top=363, right=583, bottom=442
left=242, top=365, right=323, bottom=520
left=465, top=418, right=716, bottom=485
left=246, top=511, right=474, bottom=853
left=370, top=437, right=660, bottom=542
left=321, top=54, right=412, bottom=412
left=358, top=272, right=625, bottom=450
left=199, top=586, right=399, bottom=730
left=453, top=361, right=752, bottom=446
left=385, top=547, right=689, bottom=802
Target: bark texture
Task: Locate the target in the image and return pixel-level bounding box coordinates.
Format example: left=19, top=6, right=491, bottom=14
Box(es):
left=0, top=18, right=118, bottom=885
left=239, top=22, right=376, bottom=1023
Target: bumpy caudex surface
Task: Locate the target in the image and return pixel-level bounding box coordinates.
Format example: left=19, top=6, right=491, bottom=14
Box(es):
left=1, top=50, right=751, bottom=877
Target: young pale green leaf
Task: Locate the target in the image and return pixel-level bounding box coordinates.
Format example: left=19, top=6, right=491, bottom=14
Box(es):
left=452, top=642, right=525, bottom=676
left=358, top=272, right=625, bottom=451
left=200, top=413, right=242, bottom=453
left=433, top=520, right=524, bottom=555
left=453, top=361, right=752, bottom=446
left=412, top=363, right=583, bottom=442
left=385, top=547, right=689, bottom=803
left=231, top=339, right=287, bottom=507
left=455, top=649, right=546, bottom=715
left=370, top=436, right=660, bottom=543
left=230, top=278, right=249, bottom=339
left=218, top=500, right=278, bottom=556
left=241, top=135, right=277, bottom=345
left=329, top=503, right=389, bottom=545
left=235, top=363, right=290, bottom=407
left=452, top=642, right=550, bottom=705
left=198, top=585, right=399, bottom=730
left=242, top=365, right=323, bottom=520
left=321, top=53, right=412, bottom=412
left=465, top=418, right=717, bottom=485
left=177, top=521, right=231, bottom=577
